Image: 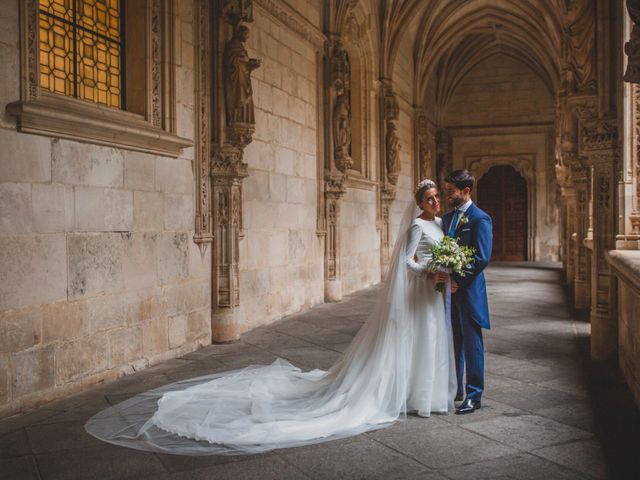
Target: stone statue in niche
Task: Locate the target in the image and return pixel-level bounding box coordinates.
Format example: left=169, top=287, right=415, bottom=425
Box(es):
left=333, top=80, right=353, bottom=172
left=565, top=0, right=596, bottom=92
left=386, top=121, right=400, bottom=184
left=419, top=139, right=431, bottom=180
left=223, top=24, right=261, bottom=126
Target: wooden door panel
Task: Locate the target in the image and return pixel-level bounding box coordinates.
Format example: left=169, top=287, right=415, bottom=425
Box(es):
left=477, top=165, right=527, bottom=261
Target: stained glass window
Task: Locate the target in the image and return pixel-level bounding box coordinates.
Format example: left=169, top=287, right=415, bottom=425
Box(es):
left=39, top=0, right=124, bottom=108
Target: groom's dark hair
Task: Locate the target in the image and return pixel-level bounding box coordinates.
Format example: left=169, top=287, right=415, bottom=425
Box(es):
left=444, top=170, right=475, bottom=192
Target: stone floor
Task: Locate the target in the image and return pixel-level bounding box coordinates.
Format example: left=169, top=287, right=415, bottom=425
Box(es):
left=1, top=263, right=639, bottom=479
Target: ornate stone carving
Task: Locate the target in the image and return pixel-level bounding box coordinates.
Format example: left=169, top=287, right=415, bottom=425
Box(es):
left=418, top=139, right=432, bottom=181
left=211, top=146, right=248, bottom=312
left=564, top=0, right=596, bottom=93
left=436, top=130, right=453, bottom=190
left=624, top=0, right=640, bottom=83
left=330, top=40, right=353, bottom=173
left=194, top=0, right=213, bottom=249
left=150, top=0, right=162, bottom=128
left=223, top=23, right=261, bottom=148
left=581, top=119, right=618, bottom=153
left=385, top=121, right=400, bottom=185
left=630, top=83, right=640, bottom=235
left=223, top=0, right=253, bottom=25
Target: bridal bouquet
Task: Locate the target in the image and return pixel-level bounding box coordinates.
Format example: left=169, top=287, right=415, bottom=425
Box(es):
left=430, top=236, right=476, bottom=292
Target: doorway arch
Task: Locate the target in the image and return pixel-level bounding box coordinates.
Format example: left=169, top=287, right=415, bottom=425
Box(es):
left=476, top=165, right=529, bottom=261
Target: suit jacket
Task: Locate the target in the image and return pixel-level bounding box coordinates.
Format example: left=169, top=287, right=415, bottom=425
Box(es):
left=442, top=203, right=492, bottom=329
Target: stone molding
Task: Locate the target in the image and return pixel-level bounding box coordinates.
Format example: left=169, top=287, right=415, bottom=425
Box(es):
left=7, top=0, right=191, bottom=158
left=194, top=0, right=213, bottom=247
left=254, top=0, right=326, bottom=47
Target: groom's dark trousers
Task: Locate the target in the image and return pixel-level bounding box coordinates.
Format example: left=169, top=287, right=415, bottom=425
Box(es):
left=443, top=203, right=492, bottom=402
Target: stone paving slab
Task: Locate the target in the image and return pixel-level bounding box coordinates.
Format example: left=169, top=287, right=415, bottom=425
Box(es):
left=1, top=264, right=636, bottom=479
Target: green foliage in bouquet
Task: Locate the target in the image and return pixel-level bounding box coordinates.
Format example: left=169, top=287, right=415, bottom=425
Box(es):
left=430, top=236, right=476, bottom=292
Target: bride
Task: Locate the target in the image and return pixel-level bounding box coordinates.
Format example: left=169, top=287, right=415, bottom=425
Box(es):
left=85, top=179, right=457, bottom=455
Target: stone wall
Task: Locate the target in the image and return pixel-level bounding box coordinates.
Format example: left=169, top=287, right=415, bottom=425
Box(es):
left=0, top=1, right=211, bottom=417
left=607, top=251, right=640, bottom=407
left=239, top=5, right=324, bottom=331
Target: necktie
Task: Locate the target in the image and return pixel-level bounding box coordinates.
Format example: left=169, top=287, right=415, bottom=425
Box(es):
left=448, top=209, right=460, bottom=237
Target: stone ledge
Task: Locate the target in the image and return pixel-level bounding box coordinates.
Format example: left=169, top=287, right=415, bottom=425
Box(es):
left=606, top=249, right=640, bottom=295
left=6, top=95, right=192, bottom=158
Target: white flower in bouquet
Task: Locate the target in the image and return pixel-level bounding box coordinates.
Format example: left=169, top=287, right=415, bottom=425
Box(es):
left=429, top=236, right=476, bottom=292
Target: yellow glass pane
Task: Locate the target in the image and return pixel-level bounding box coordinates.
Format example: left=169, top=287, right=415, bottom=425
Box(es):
left=39, top=0, right=73, bottom=22
left=38, top=14, right=74, bottom=97
left=77, top=0, right=120, bottom=41
left=77, top=30, right=120, bottom=107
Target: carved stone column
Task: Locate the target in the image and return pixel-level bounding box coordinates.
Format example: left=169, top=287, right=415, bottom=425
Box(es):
left=572, top=163, right=591, bottom=309
left=581, top=118, right=619, bottom=360
left=323, top=37, right=352, bottom=301
left=555, top=157, right=577, bottom=286
left=379, top=81, right=399, bottom=274
left=207, top=0, right=257, bottom=342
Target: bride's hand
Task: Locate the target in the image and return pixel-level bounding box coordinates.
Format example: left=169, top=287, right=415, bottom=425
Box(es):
left=434, top=272, right=448, bottom=284
left=451, top=280, right=459, bottom=293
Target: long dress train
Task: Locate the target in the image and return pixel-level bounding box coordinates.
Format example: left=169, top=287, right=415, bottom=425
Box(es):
left=84, top=204, right=457, bottom=455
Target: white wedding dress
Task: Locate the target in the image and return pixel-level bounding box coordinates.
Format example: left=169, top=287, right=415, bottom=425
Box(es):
left=85, top=205, right=457, bottom=455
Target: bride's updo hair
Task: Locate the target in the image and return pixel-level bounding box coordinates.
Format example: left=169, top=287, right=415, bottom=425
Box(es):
left=414, top=179, right=437, bottom=205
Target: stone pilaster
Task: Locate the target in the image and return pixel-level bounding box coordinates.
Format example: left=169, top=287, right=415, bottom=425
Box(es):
left=378, top=80, right=399, bottom=274
left=572, top=164, right=591, bottom=309
left=580, top=117, right=619, bottom=360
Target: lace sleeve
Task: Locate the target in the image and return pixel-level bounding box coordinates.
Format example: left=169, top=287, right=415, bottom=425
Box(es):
left=405, top=222, right=427, bottom=276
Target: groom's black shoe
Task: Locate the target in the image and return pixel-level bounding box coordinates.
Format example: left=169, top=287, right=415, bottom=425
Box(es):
left=455, top=398, right=481, bottom=415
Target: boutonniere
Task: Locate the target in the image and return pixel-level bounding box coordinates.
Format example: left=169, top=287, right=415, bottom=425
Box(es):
left=458, top=214, right=469, bottom=226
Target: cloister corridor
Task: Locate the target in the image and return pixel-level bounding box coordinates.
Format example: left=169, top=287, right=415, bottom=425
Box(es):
left=1, top=263, right=637, bottom=480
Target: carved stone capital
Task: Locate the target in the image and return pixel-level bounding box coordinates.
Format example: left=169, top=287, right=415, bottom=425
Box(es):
left=211, top=146, right=249, bottom=179
left=325, top=170, right=347, bottom=197
left=227, top=123, right=255, bottom=149
left=581, top=119, right=618, bottom=153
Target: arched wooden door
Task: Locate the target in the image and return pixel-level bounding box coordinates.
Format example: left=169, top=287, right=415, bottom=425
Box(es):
left=476, top=165, right=528, bottom=261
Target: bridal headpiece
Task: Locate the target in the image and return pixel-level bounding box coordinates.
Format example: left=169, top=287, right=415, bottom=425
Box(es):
left=414, top=179, right=436, bottom=194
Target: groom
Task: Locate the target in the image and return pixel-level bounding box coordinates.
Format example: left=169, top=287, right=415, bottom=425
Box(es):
left=442, top=170, right=492, bottom=415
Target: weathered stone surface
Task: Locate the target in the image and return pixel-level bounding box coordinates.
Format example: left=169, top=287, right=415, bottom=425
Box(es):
left=0, top=182, right=31, bottom=233
left=87, top=294, right=127, bottom=333
left=54, top=334, right=109, bottom=384
left=75, top=187, right=133, bottom=232
left=32, top=183, right=74, bottom=232
left=68, top=233, right=123, bottom=298
left=0, top=235, right=67, bottom=310
left=109, top=326, right=143, bottom=367
left=52, top=140, right=124, bottom=187
left=186, top=309, right=209, bottom=342
left=164, top=194, right=193, bottom=231
left=123, top=233, right=158, bottom=290
left=124, top=151, right=156, bottom=191
left=155, top=157, right=193, bottom=195
left=0, top=308, right=42, bottom=353
left=157, top=233, right=189, bottom=284
left=142, top=318, right=169, bottom=357
left=0, top=129, right=51, bottom=183
left=126, top=288, right=167, bottom=326
left=168, top=314, right=187, bottom=349
left=41, top=301, right=89, bottom=344
left=133, top=191, right=164, bottom=231
left=12, top=346, right=55, bottom=396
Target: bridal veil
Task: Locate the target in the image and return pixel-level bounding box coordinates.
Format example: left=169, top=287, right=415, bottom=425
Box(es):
left=85, top=202, right=425, bottom=455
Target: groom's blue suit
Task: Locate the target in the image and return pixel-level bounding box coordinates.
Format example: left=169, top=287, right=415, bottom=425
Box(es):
left=443, top=202, right=492, bottom=401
